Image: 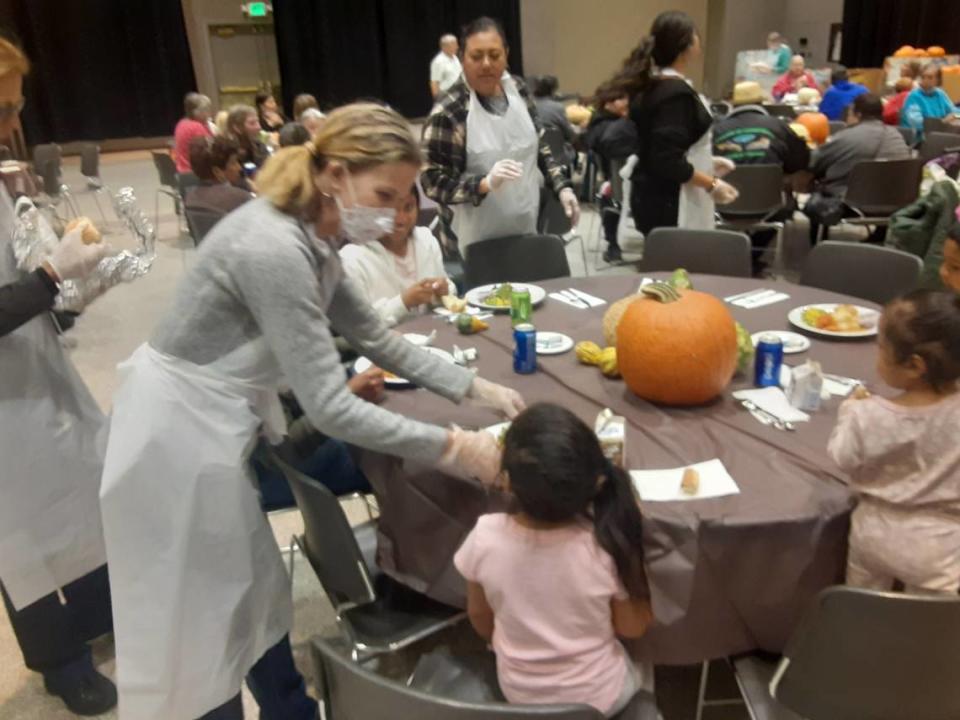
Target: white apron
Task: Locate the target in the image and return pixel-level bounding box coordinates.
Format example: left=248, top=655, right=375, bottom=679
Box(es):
left=661, top=68, right=716, bottom=231
left=99, top=340, right=291, bottom=719
left=0, top=187, right=108, bottom=611
left=452, top=73, right=542, bottom=251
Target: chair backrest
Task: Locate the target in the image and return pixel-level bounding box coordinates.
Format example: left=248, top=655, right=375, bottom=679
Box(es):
left=922, top=116, right=960, bottom=137
left=464, top=234, right=570, bottom=290
left=537, top=186, right=572, bottom=237
left=640, top=228, right=752, bottom=278
left=799, top=241, right=922, bottom=304
left=79, top=143, right=100, bottom=178
left=919, top=131, right=960, bottom=164
left=772, top=586, right=960, bottom=720
left=843, top=158, right=923, bottom=216
left=716, top=164, right=785, bottom=218
left=763, top=104, right=796, bottom=120
left=185, top=206, right=226, bottom=243
left=38, top=159, right=61, bottom=196
left=541, top=126, right=571, bottom=168
left=152, top=150, right=178, bottom=188
left=828, top=121, right=846, bottom=136
left=269, top=448, right=376, bottom=607
left=177, top=171, right=200, bottom=197
left=895, top=125, right=917, bottom=147
left=709, top=101, right=731, bottom=118
left=312, top=637, right=604, bottom=720
left=32, top=143, right=61, bottom=174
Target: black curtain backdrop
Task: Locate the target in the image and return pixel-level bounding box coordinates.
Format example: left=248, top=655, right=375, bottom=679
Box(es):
left=842, top=0, right=960, bottom=68
left=0, top=1, right=197, bottom=145
left=273, top=0, right=523, bottom=119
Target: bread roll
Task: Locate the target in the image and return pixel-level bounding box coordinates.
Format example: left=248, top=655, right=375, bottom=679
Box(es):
left=65, top=217, right=102, bottom=245
left=680, top=468, right=700, bottom=496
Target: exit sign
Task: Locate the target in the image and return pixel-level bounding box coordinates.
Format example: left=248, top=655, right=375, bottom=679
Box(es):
left=243, top=2, right=271, bottom=18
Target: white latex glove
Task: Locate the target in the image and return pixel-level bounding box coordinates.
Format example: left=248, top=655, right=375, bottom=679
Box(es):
left=45, top=224, right=109, bottom=281
left=467, top=376, right=525, bottom=419
left=710, top=179, right=739, bottom=205
left=712, top=156, right=736, bottom=178
left=435, top=426, right=502, bottom=485
left=485, top=159, right=523, bottom=192
left=558, top=187, right=581, bottom=227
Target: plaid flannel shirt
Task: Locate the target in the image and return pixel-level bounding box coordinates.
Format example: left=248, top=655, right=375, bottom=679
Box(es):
left=420, top=75, right=572, bottom=248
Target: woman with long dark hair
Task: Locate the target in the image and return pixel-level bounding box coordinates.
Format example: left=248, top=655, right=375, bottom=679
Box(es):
left=454, top=403, right=657, bottom=718
left=612, top=11, right=737, bottom=233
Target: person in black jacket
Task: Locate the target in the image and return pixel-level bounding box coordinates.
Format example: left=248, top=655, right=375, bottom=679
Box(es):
left=610, top=11, right=738, bottom=235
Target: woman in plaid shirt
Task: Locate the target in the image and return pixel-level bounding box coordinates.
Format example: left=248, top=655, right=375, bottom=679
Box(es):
left=421, top=16, right=579, bottom=253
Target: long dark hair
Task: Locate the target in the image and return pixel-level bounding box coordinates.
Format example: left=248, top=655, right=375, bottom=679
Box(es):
left=609, top=10, right=698, bottom=99
left=501, top=403, right=647, bottom=598
left=883, top=290, right=960, bottom=393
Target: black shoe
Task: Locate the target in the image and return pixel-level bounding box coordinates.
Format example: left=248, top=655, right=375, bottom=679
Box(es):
left=43, top=655, right=117, bottom=716
left=602, top=244, right=623, bottom=263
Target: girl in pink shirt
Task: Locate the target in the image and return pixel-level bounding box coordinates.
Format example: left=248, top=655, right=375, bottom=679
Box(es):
left=454, top=404, right=655, bottom=717
left=829, top=290, right=960, bottom=593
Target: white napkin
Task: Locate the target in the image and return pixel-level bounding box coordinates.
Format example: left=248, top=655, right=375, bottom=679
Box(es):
left=630, top=459, right=740, bottom=502
left=548, top=292, right=587, bottom=309
left=733, top=291, right=791, bottom=309
left=568, top=288, right=607, bottom=307
left=732, top=387, right=811, bottom=422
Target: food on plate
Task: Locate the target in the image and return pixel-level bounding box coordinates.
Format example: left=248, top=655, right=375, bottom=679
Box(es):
left=852, top=384, right=871, bottom=400
left=497, top=425, right=509, bottom=446
left=481, top=283, right=513, bottom=307
left=456, top=313, right=489, bottom=334
left=441, top=295, right=466, bottom=313
left=680, top=467, right=700, bottom=495
left=383, top=370, right=398, bottom=380
left=735, top=322, right=754, bottom=375
left=65, top=216, right=102, bottom=245
left=802, top=304, right=867, bottom=333
left=575, top=341, right=619, bottom=377
left=617, top=282, right=738, bottom=406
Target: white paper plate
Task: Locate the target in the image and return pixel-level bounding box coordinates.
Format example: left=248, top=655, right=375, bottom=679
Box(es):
left=788, top=304, right=879, bottom=338
left=402, top=332, right=432, bottom=347
left=536, top=332, right=574, bottom=355
left=354, top=346, right=455, bottom=387
left=751, top=330, right=811, bottom=355
left=465, top=283, right=547, bottom=312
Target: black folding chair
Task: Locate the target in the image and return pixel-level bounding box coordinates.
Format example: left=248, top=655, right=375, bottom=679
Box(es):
left=716, top=164, right=788, bottom=272
left=537, top=187, right=588, bottom=274
left=919, top=131, right=960, bottom=164
left=640, top=227, right=752, bottom=278
left=184, top=206, right=226, bottom=245
left=799, top=241, right=922, bottom=304
left=151, top=150, right=184, bottom=233
left=895, top=126, right=917, bottom=148
left=463, top=234, right=571, bottom=290
left=840, top=158, right=923, bottom=239
left=733, top=586, right=960, bottom=720
left=763, top=104, right=796, bottom=120
left=77, top=143, right=111, bottom=224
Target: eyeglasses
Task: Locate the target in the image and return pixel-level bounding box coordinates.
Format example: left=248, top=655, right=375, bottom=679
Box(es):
left=0, top=98, right=25, bottom=120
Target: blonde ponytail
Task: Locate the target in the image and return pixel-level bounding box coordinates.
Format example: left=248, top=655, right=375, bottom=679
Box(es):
left=0, top=37, right=29, bottom=77
left=257, top=102, right=421, bottom=215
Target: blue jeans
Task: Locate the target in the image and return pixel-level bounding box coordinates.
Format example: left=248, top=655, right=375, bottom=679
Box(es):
left=198, top=635, right=317, bottom=720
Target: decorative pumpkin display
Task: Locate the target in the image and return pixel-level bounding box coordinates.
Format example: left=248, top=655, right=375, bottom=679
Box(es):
left=602, top=269, right=695, bottom=346
left=735, top=322, right=754, bottom=375
left=894, top=45, right=915, bottom=58
left=575, top=340, right=603, bottom=364
left=616, top=282, right=738, bottom=406
left=456, top=314, right=488, bottom=334
left=575, top=341, right=620, bottom=378
left=598, top=347, right=619, bottom=378
left=796, top=112, right=830, bottom=146
left=928, top=46, right=946, bottom=57
left=942, top=65, right=960, bottom=76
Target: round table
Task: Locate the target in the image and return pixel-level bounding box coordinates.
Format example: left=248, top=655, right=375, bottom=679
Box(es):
left=358, top=273, right=879, bottom=664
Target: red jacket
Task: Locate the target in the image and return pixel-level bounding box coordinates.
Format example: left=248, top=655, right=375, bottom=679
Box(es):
left=173, top=118, right=212, bottom=173
left=772, top=71, right=819, bottom=100
left=883, top=90, right=910, bottom=126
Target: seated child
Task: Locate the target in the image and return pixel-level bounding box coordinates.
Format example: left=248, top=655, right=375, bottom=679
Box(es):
left=454, top=403, right=655, bottom=717
left=340, top=183, right=452, bottom=327
left=828, top=289, right=960, bottom=593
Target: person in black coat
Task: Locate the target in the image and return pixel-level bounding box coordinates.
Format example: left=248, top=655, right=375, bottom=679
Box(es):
left=609, top=11, right=738, bottom=235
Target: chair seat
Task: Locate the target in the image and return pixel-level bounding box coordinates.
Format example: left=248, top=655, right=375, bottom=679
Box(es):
left=409, top=648, right=504, bottom=704
left=732, top=655, right=803, bottom=720
left=343, top=576, right=465, bottom=651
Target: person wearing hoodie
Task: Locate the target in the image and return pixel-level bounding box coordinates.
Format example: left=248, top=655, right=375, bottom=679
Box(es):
left=819, top=66, right=868, bottom=121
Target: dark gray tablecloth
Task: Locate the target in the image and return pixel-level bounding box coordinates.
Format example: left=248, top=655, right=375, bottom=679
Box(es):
left=359, top=273, right=880, bottom=664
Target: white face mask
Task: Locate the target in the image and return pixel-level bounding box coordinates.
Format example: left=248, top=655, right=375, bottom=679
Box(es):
left=336, top=173, right=396, bottom=245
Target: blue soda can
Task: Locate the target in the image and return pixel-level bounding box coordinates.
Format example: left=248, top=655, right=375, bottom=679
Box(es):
left=754, top=333, right=784, bottom=387
left=242, top=162, right=257, bottom=179
left=513, top=323, right=537, bottom=374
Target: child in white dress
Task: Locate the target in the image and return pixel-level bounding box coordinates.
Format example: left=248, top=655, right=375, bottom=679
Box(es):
left=828, top=289, right=960, bottom=593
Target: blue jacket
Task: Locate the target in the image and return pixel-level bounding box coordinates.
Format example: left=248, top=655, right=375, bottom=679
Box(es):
left=819, top=81, right=868, bottom=121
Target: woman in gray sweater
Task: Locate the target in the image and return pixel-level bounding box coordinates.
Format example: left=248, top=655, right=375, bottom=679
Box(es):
left=99, top=104, right=522, bottom=720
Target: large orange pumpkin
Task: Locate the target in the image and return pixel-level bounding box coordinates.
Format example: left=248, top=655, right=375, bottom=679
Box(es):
left=894, top=45, right=915, bottom=58
left=928, top=46, right=946, bottom=57
left=616, top=283, right=738, bottom=406
left=796, top=112, right=830, bottom=146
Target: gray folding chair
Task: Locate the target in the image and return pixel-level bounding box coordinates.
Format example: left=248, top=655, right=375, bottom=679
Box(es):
left=733, top=586, right=960, bottom=720
left=841, top=158, right=923, bottom=235
left=184, top=206, right=226, bottom=245
left=640, top=228, right=752, bottom=278
left=312, top=637, right=606, bottom=720
left=36, top=158, right=80, bottom=221
left=895, top=126, right=917, bottom=148
left=78, top=143, right=111, bottom=225
left=537, top=187, right=588, bottom=274
left=716, top=164, right=788, bottom=273
left=464, top=234, right=571, bottom=290
left=151, top=150, right=184, bottom=232
left=270, top=448, right=464, bottom=662
left=799, top=241, right=922, bottom=304
left=919, top=131, right=960, bottom=164
left=827, top=121, right=846, bottom=136
left=762, top=104, right=796, bottom=120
